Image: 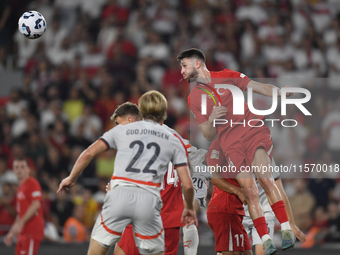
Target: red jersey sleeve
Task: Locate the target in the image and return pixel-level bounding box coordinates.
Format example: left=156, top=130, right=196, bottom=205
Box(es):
left=189, top=88, right=209, bottom=125
left=212, top=69, right=251, bottom=91
left=28, top=178, right=42, bottom=202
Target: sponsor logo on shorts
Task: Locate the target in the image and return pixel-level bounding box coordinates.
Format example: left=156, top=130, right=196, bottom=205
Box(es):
left=210, top=150, right=219, bottom=159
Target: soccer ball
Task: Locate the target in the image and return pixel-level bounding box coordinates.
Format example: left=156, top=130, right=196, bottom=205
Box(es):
left=18, top=11, right=47, bottom=39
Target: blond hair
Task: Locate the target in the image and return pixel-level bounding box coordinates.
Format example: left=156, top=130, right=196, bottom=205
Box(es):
left=138, top=90, right=167, bottom=123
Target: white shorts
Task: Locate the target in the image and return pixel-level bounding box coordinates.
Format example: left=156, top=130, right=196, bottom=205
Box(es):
left=242, top=214, right=275, bottom=246
left=91, top=186, right=164, bottom=254
left=192, top=172, right=210, bottom=208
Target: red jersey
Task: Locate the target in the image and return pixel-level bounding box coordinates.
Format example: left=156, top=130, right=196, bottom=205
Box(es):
left=16, top=177, right=44, bottom=240
left=160, top=162, right=185, bottom=228
left=206, top=139, right=244, bottom=215
left=189, top=69, right=264, bottom=141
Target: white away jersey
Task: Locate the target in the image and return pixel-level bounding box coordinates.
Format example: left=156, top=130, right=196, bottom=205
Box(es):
left=100, top=120, right=188, bottom=198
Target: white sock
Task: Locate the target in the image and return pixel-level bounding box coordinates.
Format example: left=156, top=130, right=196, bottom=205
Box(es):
left=281, top=221, right=291, bottom=231
left=261, top=234, right=271, bottom=243
left=183, top=224, right=199, bottom=255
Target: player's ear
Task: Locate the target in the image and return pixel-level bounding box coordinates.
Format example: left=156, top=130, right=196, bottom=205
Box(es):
left=195, top=59, right=201, bottom=69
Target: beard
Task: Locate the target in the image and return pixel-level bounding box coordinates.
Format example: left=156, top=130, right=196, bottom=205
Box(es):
left=186, top=68, right=199, bottom=82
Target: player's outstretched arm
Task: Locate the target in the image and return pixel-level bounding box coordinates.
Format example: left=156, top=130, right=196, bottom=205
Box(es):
left=176, top=165, right=197, bottom=225
left=198, top=106, right=228, bottom=141
left=276, top=178, right=306, bottom=242
left=57, top=140, right=107, bottom=193
left=247, top=80, right=294, bottom=98
left=210, top=171, right=247, bottom=205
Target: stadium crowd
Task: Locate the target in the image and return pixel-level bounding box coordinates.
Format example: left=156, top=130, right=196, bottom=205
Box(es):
left=0, top=0, right=340, bottom=248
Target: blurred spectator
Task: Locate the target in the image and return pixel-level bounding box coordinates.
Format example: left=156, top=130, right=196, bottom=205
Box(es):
left=70, top=104, right=102, bottom=142
left=50, top=191, right=74, bottom=234
left=236, top=0, right=268, bottom=25
left=323, top=17, right=340, bottom=47
left=0, top=180, right=17, bottom=236
left=80, top=42, right=106, bottom=79
left=139, top=32, right=169, bottom=85
left=47, top=38, right=75, bottom=66
left=326, top=40, right=340, bottom=91
left=63, top=87, right=85, bottom=124
left=25, top=131, right=47, bottom=171
left=0, top=157, right=17, bottom=197
left=68, top=122, right=92, bottom=149
left=42, top=146, right=68, bottom=179
left=321, top=99, right=340, bottom=163
left=7, top=142, right=36, bottom=173
left=309, top=173, right=336, bottom=210
left=46, top=119, right=70, bottom=158
left=301, top=206, right=328, bottom=248
left=326, top=201, right=340, bottom=242
left=40, top=99, right=68, bottom=134
left=0, top=0, right=11, bottom=48
left=73, top=189, right=99, bottom=230
left=63, top=204, right=89, bottom=243
left=293, top=37, right=326, bottom=77
left=289, top=179, right=315, bottom=230
left=42, top=17, right=68, bottom=55
left=5, top=89, right=28, bottom=120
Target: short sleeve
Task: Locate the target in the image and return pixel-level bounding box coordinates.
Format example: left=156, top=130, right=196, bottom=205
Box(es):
left=99, top=127, right=120, bottom=150
left=29, top=180, right=42, bottom=201
left=226, top=70, right=251, bottom=91
left=172, top=137, right=188, bottom=168
left=189, top=91, right=209, bottom=125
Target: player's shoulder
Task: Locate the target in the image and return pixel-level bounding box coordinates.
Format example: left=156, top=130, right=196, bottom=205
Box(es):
left=211, top=68, right=245, bottom=78
left=26, top=177, right=41, bottom=188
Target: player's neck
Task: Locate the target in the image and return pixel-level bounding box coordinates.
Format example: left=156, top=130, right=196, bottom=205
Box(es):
left=196, top=66, right=211, bottom=84
left=18, top=176, right=29, bottom=185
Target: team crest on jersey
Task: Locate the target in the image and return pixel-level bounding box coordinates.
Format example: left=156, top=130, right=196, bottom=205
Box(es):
left=210, top=150, right=219, bottom=159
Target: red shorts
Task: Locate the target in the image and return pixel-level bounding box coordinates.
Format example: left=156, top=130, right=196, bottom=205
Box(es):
left=15, top=235, right=42, bottom=255
left=115, top=226, right=180, bottom=255
left=207, top=213, right=251, bottom=252
left=221, top=125, right=273, bottom=179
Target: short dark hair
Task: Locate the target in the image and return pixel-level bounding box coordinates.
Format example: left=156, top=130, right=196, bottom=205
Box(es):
left=110, top=102, right=141, bottom=124
left=177, top=48, right=206, bottom=63
left=14, top=156, right=29, bottom=167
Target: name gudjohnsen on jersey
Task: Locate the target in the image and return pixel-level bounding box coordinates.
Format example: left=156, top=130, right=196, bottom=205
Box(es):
left=126, top=129, right=170, bottom=140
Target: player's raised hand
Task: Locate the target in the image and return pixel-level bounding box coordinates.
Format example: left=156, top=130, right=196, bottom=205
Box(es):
left=291, top=224, right=306, bottom=243
left=181, top=208, right=198, bottom=227
left=57, top=176, right=75, bottom=193
left=209, top=106, right=228, bottom=122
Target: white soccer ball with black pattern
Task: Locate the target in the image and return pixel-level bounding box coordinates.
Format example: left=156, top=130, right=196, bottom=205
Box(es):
left=18, top=11, right=47, bottom=39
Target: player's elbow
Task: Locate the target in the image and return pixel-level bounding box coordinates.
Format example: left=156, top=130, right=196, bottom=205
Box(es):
left=32, top=200, right=41, bottom=210
left=184, top=183, right=195, bottom=195
left=83, top=148, right=95, bottom=159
